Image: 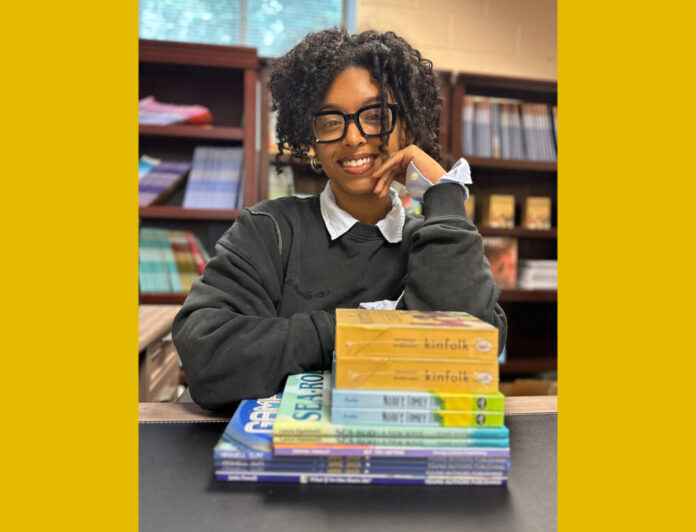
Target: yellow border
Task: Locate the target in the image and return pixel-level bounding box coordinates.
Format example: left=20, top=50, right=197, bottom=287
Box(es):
left=560, top=3, right=695, bottom=530
left=4, top=3, right=136, bottom=530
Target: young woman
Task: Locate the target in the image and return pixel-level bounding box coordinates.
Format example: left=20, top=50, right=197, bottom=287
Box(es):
left=172, top=29, right=507, bottom=410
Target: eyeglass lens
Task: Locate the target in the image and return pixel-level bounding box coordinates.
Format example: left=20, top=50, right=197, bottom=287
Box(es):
left=313, top=106, right=394, bottom=142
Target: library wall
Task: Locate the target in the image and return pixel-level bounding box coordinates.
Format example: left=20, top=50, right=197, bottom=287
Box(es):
left=356, top=0, right=557, bottom=80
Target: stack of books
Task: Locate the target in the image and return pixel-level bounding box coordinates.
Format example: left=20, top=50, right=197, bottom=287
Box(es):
left=138, top=228, right=210, bottom=294
left=138, top=96, right=213, bottom=126
left=213, top=310, right=509, bottom=486
left=517, top=260, right=557, bottom=290
left=182, top=146, right=244, bottom=210
left=138, top=155, right=191, bottom=207
left=214, top=373, right=508, bottom=485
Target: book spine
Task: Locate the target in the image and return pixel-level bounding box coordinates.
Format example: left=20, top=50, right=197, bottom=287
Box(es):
left=186, top=231, right=206, bottom=275
left=331, top=389, right=505, bottom=411
left=329, top=408, right=505, bottom=428
left=272, top=446, right=510, bottom=458
left=334, top=357, right=499, bottom=393
left=273, top=435, right=508, bottom=446
left=214, top=462, right=509, bottom=474
left=214, top=472, right=507, bottom=485
left=335, top=324, right=498, bottom=360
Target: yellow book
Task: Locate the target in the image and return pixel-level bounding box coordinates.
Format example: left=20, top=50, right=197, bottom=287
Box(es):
left=335, top=355, right=499, bottom=393
left=521, top=196, right=552, bottom=230
left=335, top=309, right=498, bottom=360
left=481, top=194, right=515, bottom=228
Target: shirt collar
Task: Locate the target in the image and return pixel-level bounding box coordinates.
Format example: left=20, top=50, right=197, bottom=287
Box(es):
left=319, top=181, right=405, bottom=243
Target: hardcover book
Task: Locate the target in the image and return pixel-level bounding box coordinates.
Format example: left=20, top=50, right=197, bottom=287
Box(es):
left=335, top=309, right=498, bottom=360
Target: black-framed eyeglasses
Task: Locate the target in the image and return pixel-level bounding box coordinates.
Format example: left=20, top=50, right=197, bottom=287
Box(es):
left=312, top=103, right=399, bottom=143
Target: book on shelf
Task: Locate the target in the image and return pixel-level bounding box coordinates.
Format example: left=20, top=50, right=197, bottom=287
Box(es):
left=464, top=193, right=476, bottom=223
left=473, top=99, right=492, bottom=158
left=481, top=194, right=515, bottom=229
left=138, top=155, right=191, bottom=207
left=482, top=236, right=518, bottom=289
left=517, top=259, right=557, bottom=290
left=182, top=146, right=244, bottom=210
left=521, top=196, right=552, bottom=230
left=138, top=95, right=213, bottom=126
left=139, top=228, right=209, bottom=294
left=461, top=95, right=475, bottom=156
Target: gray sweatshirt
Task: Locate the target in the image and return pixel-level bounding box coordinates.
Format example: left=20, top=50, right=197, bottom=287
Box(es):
left=172, top=183, right=506, bottom=409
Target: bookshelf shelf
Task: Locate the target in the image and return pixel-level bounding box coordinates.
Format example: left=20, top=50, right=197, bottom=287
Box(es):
left=139, top=124, right=245, bottom=141
left=139, top=206, right=240, bottom=221
left=464, top=157, right=556, bottom=172
left=500, top=356, right=557, bottom=375
left=140, top=293, right=188, bottom=305
left=478, top=227, right=557, bottom=239
left=499, top=289, right=556, bottom=303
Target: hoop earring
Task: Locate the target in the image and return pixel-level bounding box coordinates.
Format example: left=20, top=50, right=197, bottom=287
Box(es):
left=309, top=156, right=323, bottom=174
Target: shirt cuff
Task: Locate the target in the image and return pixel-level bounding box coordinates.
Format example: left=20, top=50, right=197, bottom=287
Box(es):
left=404, top=157, right=473, bottom=202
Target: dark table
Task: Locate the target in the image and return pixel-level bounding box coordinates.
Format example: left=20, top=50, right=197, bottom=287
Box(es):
left=140, top=402, right=556, bottom=532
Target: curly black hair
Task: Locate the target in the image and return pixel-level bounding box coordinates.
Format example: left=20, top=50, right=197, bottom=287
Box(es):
left=269, top=28, right=443, bottom=168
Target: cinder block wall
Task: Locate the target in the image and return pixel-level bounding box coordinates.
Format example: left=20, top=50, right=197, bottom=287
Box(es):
left=356, top=0, right=556, bottom=80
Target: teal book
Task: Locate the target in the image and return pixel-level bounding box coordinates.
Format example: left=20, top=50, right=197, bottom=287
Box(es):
left=274, top=371, right=509, bottom=440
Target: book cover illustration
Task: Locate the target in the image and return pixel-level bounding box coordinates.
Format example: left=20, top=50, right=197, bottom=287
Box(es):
left=335, top=308, right=498, bottom=360
left=482, top=236, right=518, bottom=290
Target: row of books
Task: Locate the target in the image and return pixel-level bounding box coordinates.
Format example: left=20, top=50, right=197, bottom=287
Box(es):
left=211, top=310, right=511, bottom=486
left=182, top=146, right=245, bottom=210
left=138, top=228, right=209, bottom=294
left=461, top=96, right=557, bottom=162
left=482, top=237, right=558, bottom=290
left=467, top=194, right=553, bottom=230
left=138, top=156, right=191, bottom=207
left=138, top=95, right=213, bottom=126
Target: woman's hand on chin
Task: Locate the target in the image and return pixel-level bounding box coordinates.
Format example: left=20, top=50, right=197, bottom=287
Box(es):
left=371, top=145, right=447, bottom=198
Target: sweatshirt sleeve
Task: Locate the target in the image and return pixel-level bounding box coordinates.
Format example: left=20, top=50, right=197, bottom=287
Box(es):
left=171, top=208, right=335, bottom=410
left=399, top=182, right=507, bottom=352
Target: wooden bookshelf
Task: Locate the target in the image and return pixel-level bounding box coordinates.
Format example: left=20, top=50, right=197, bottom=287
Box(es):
left=139, top=124, right=245, bottom=141
left=139, top=206, right=240, bottom=221
left=139, top=39, right=260, bottom=304
left=463, top=157, right=556, bottom=172
left=446, top=72, right=558, bottom=376
left=499, top=289, right=557, bottom=303
left=478, top=227, right=556, bottom=239
left=140, top=293, right=188, bottom=305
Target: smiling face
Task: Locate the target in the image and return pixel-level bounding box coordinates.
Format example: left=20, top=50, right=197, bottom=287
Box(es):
left=314, top=66, right=404, bottom=203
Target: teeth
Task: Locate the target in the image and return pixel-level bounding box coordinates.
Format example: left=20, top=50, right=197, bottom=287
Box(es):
left=341, top=156, right=374, bottom=167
